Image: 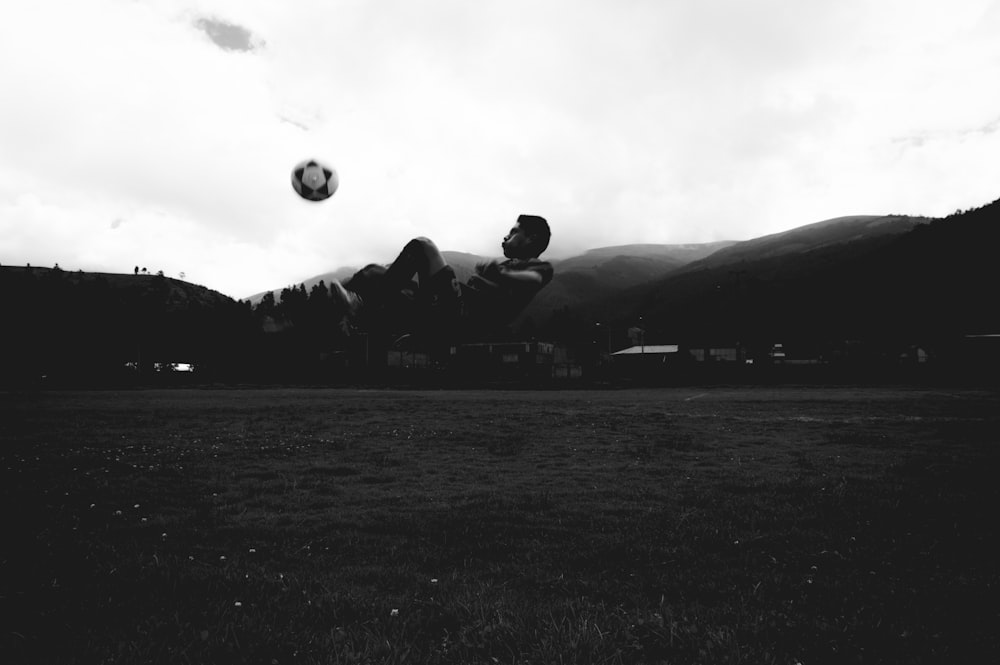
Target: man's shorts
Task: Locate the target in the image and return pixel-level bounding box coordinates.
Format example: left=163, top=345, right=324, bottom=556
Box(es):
left=426, top=265, right=463, bottom=308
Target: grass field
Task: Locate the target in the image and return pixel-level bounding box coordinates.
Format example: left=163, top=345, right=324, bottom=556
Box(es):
left=2, top=386, right=998, bottom=664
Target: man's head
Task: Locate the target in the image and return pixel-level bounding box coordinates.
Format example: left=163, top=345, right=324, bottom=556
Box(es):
left=502, top=214, right=551, bottom=259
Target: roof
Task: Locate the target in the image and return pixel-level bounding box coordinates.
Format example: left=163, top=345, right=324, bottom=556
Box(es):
left=612, top=345, right=679, bottom=356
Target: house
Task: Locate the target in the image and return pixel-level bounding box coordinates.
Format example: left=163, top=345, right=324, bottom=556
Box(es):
left=607, top=344, right=684, bottom=380
left=611, top=344, right=680, bottom=358
left=386, top=349, right=431, bottom=369
left=449, top=341, right=576, bottom=379
left=687, top=346, right=742, bottom=363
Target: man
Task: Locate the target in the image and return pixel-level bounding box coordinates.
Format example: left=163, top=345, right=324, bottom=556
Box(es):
left=332, top=214, right=553, bottom=342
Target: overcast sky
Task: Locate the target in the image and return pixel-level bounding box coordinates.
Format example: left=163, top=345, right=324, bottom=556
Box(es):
left=2, top=0, right=999, bottom=299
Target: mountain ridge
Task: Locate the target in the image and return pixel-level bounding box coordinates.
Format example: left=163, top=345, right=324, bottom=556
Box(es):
left=589, top=204, right=999, bottom=344
left=3, top=196, right=998, bottom=383
left=243, top=241, right=738, bottom=304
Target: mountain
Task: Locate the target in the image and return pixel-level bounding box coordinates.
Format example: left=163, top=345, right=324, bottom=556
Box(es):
left=593, top=203, right=1000, bottom=344
left=519, top=242, right=735, bottom=320
left=613, top=214, right=933, bottom=326
left=244, top=267, right=359, bottom=304
left=0, top=267, right=248, bottom=381
left=0, top=266, right=237, bottom=310
left=7, top=195, right=996, bottom=384
left=671, top=214, right=930, bottom=269
left=246, top=243, right=736, bottom=307
left=555, top=242, right=734, bottom=269
left=244, top=251, right=495, bottom=304
left=516, top=216, right=935, bottom=329
left=244, top=206, right=983, bottom=345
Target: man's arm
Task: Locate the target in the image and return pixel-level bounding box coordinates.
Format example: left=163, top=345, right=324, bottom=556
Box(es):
left=496, top=263, right=543, bottom=285
left=475, top=260, right=549, bottom=287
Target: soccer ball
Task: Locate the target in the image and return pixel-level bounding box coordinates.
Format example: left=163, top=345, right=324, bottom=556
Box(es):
left=291, top=159, right=338, bottom=201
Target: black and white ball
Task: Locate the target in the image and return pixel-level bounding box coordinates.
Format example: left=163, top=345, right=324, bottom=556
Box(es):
left=291, top=159, right=338, bottom=201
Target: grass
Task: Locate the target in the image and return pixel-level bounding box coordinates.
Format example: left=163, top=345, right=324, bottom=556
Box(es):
left=1, top=386, right=998, bottom=664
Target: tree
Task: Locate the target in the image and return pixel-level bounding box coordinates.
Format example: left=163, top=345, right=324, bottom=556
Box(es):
left=309, top=280, right=330, bottom=302
left=257, top=291, right=277, bottom=316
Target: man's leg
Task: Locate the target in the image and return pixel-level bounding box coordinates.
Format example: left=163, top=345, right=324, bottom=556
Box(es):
left=336, top=238, right=457, bottom=336
left=343, top=264, right=387, bottom=305
left=383, top=237, right=468, bottom=345
left=382, top=237, right=448, bottom=294
left=326, top=264, right=385, bottom=335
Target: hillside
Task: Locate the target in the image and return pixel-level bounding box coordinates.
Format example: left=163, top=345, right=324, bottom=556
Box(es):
left=599, top=203, right=999, bottom=344
left=248, top=242, right=736, bottom=309
left=554, top=242, right=734, bottom=270
left=213, top=201, right=1000, bottom=350
left=244, top=251, right=490, bottom=304
left=4, top=196, right=997, bottom=382
left=0, top=266, right=238, bottom=310
left=0, top=267, right=249, bottom=381
left=680, top=215, right=930, bottom=268
left=520, top=241, right=735, bottom=320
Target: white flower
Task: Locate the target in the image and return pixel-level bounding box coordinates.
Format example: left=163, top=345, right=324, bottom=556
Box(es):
left=390, top=609, right=399, bottom=617
left=234, top=601, right=243, bottom=608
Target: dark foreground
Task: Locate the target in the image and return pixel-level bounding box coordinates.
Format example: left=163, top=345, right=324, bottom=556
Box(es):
left=1, top=387, right=998, bottom=664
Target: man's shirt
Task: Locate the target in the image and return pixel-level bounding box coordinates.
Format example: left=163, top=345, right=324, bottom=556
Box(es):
left=466, top=257, right=554, bottom=325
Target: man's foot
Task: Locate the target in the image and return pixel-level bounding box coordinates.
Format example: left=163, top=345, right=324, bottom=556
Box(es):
left=330, top=280, right=363, bottom=335
left=331, top=280, right=364, bottom=317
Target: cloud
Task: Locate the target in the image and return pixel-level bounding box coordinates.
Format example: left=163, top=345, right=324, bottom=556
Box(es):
left=193, top=17, right=262, bottom=53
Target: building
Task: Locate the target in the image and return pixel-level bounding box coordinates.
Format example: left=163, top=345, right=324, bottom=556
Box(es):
left=611, top=344, right=680, bottom=359
left=610, top=344, right=681, bottom=375
left=449, top=341, right=578, bottom=379
left=687, top=346, right=742, bottom=363
left=386, top=349, right=431, bottom=369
